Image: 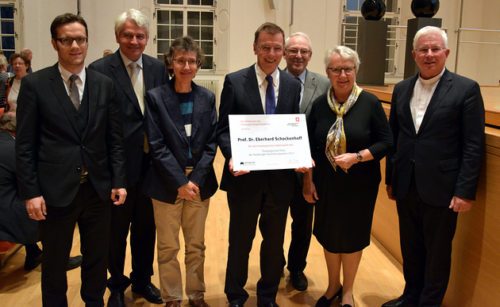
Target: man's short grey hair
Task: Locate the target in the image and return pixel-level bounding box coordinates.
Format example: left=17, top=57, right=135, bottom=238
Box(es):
left=413, top=26, right=448, bottom=49
left=324, top=46, right=361, bottom=70
left=0, top=112, right=16, bottom=133
left=20, top=48, right=32, bottom=58
left=115, top=9, right=149, bottom=35
left=285, top=32, right=312, bottom=50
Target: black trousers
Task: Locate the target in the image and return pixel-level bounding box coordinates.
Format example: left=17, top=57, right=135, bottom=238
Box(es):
left=397, top=177, right=458, bottom=307
left=107, top=180, right=156, bottom=291
left=286, top=181, right=314, bottom=274
left=40, top=181, right=110, bottom=307
left=224, top=187, right=289, bottom=305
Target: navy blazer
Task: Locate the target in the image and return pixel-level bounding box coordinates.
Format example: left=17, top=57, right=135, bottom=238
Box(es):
left=16, top=64, right=126, bottom=207
left=386, top=69, right=485, bottom=207
left=217, top=65, right=301, bottom=203
left=89, top=51, right=168, bottom=186
left=143, top=80, right=218, bottom=203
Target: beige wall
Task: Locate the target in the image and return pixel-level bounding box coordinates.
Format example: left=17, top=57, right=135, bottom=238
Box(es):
left=18, top=0, right=499, bottom=85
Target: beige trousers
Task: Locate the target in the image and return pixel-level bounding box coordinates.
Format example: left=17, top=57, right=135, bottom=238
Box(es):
left=152, top=195, right=209, bottom=301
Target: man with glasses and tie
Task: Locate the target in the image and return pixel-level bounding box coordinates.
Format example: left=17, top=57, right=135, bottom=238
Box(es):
left=217, top=22, right=301, bottom=307
left=282, top=32, right=330, bottom=291
left=16, top=13, right=127, bottom=306
left=89, top=8, right=167, bottom=307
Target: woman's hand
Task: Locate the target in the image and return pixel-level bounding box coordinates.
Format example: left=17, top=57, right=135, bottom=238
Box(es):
left=334, top=153, right=358, bottom=172
left=178, top=181, right=200, bottom=201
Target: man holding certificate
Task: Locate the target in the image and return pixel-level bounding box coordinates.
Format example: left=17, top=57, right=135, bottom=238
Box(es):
left=217, top=22, right=301, bottom=307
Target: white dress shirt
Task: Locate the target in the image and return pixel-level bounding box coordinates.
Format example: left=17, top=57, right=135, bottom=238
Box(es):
left=255, top=64, right=280, bottom=113
left=410, top=68, right=445, bottom=133
left=58, top=64, right=86, bottom=101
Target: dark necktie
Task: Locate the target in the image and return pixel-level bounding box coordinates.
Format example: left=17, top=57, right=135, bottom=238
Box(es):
left=69, top=74, right=80, bottom=110
left=296, top=76, right=304, bottom=108
left=265, top=74, right=275, bottom=114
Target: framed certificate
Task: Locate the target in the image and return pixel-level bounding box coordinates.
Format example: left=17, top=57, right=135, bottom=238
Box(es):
left=229, top=114, right=312, bottom=171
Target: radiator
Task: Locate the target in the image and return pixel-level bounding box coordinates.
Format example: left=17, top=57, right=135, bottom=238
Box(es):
left=195, top=79, right=218, bottom=94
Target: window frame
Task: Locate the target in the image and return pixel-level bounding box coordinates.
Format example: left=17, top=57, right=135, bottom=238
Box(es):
left=0, top=0, right=17, bottom=60
left=154, top=0, right=216, bottom=71
left=341, top=0, right=402, bottom=77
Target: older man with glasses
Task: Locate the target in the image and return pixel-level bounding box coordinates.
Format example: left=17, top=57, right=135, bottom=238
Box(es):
left=383, top=26, right=485, bottom=307
left=282, top=32, right=330, bottom=292
left=89, top=8, right=168, bottom=307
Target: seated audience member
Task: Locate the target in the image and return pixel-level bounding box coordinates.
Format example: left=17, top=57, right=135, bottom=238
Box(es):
left=7, top=48, right=33, bottom=74
left=0, top=54, right=9, bottom=116
left=6, top=53, right=31, bottom=114
left=20, top=48, right=34, bottom=73
left=102, top=49, right=113, bottom=57
left=143, top=36, right=218, bottom=307
left=0, top=112, right=82, bottom=271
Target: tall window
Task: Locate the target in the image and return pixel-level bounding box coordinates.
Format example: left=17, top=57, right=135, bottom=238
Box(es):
left=155, top=0, right=215, bottom=70
left=342, top=0, right=401, bottom=76
left=0, top=3, right=15, bottom=59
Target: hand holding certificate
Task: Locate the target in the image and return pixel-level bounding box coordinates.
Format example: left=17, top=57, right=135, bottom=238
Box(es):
left=229, top=114, right=312, bottom=171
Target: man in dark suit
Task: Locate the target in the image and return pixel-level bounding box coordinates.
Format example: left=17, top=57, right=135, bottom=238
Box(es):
left=217, top=22, right=301, bottom=307
left=89, top=9, right=167, bottom=306
left=15, top=13, right=127, bottom=306
left=384, top=26, right=485, bottom=307
left=282, top=31, right=330, bottom=291
left=0, top=113, right=83, bottom=272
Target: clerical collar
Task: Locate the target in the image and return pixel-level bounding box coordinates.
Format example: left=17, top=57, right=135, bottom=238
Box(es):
left=418, top=68, right=445, bottom=86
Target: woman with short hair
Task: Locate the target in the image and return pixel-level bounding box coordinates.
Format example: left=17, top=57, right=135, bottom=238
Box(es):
left=304, top=46, right=392, bottom=307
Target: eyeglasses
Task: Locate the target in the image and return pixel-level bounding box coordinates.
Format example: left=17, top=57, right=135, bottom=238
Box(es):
left=120, top=32, right=147, bottom=42
left=258, top=45, right=283, bottom=53
left=55, top=37, right=88, bottom=47
left=286, top=48, right=311, bottom=56
left=415, top=46, right=446, bottom=55
left=172, top=58, right=199, bottom=67
left=327, top=66, right=355, bottom=75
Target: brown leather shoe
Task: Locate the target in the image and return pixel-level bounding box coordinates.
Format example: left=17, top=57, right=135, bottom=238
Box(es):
left=189, top=298, right=210, bottom=307
left=165, top=300, right=182, bottom=307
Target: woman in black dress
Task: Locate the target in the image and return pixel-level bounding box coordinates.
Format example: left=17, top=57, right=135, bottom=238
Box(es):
left=303, top=46, right=392, bottom=307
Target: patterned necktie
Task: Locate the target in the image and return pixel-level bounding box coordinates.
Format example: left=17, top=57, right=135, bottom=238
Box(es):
left=69, top=74, right=80, bottom=110
left=265, top=74, right=275, bottom=114
left=128, top=62, right=145, bottom=114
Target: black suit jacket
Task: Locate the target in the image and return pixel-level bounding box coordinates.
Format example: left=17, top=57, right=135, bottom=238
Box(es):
left=89, top=51, right=168, bottom=186
left=143, top=80, right=218, bottom=203
left=15, top=64, right=126, bottom=207
left=0, top=131, right=38, bottom=244
left=385, top=69, right=485, bottom=207
left=217, top=65, right=301, bottom=203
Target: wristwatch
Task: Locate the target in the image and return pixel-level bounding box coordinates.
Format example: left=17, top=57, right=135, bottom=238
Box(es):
left=356, top=151, right=363, bottom=162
